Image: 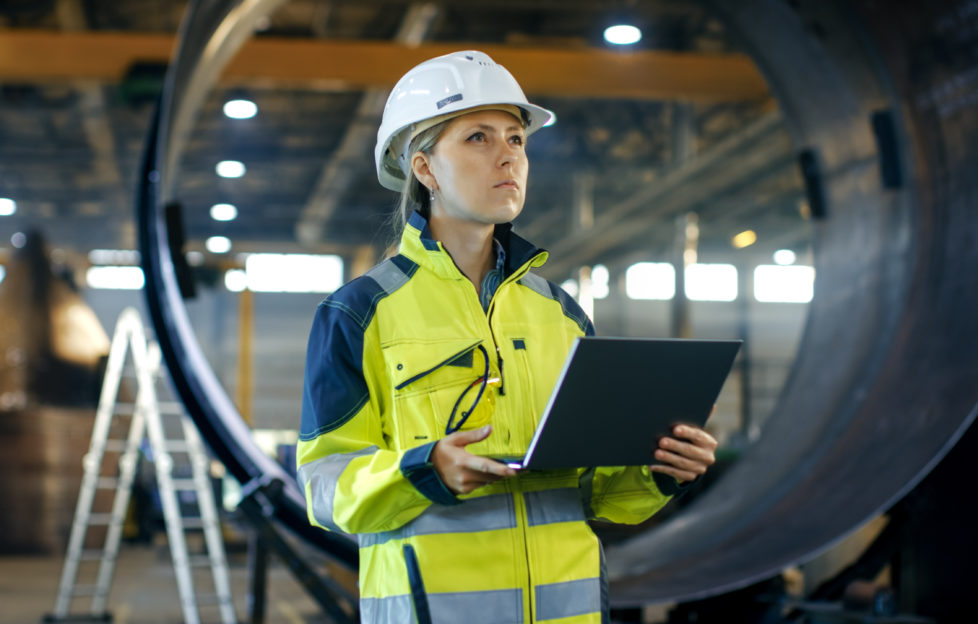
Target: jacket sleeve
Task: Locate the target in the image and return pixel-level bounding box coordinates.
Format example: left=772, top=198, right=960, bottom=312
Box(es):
left=296, top=299, right=459, bottom=536
left=580, top=465, right=683, bottom=524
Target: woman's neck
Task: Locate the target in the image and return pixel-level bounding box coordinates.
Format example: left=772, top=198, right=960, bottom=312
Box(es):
left=428, top=214, right=496, bottom=293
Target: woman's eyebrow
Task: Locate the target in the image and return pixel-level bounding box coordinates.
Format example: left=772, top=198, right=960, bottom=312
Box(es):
left=466, top=122, right=525, bottom=133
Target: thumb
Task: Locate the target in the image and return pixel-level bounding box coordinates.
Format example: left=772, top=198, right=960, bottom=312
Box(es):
left=446, top=425, right=493, bottom=447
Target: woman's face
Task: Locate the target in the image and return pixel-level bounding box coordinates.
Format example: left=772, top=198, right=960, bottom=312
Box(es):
left=418, top=109, right=529, bottom=227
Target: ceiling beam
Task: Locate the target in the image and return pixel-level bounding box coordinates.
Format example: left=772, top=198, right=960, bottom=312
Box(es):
left=0, top=29, right=770, bottom=101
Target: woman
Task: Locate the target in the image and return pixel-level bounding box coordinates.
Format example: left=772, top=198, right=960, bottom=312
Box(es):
left=298, top=50, right=717, bottom=623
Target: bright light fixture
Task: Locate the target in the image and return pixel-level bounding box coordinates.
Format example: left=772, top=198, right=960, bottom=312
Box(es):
left=773, top=249, right=797, bottom=265
left=0, top=198, right=15, bottom=216
left=210, top=203, right=238, bottom=222
left=11, top=232, right=26, bottom=248
left=244, top=253, right=343, bottom=293
left=604, top=24, right=642, bottom=45
left=224, top=269, right=248, bottom=292
left=206, top=236, right=233, bottom=254
left=0, top=265, right=5, bottom=284
left=625, top=262, right=675, bottom=300
left=754, top=265, right=814, bottom=303
left=561, top=279, right=579, bottom=299
left=86, top=266, right=145, bottom=290
left=732, top=230, right=757, bottom=249
left=685, top=263, right=738, bottom=302
left=223, top=98, right=257, bottom=120
left=216, top=160, right=246, bottom=178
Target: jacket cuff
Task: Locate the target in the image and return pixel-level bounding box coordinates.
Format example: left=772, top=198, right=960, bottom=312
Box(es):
left=652, top=471, right=694, bottom=497
left=400, top=442, right=461, bottom=506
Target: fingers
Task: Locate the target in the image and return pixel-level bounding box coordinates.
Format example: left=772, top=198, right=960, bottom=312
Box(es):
left=430, top=426, right=516, bottom=495
left=669, top=424, right=718, bottom=450
left=443, top=425, right=494, bottom=448
left=651, top=425, right=717, bottom=483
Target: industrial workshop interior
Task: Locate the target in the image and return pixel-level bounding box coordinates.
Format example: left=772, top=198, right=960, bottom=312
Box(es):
left=1, top=0, right=976, bottom=622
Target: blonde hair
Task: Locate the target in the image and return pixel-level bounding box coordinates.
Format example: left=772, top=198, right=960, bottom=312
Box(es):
left=391, top=120, right=450, bottom=240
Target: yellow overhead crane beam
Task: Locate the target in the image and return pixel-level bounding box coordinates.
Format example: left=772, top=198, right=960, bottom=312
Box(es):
left=0, top=30, right=769, bottom=101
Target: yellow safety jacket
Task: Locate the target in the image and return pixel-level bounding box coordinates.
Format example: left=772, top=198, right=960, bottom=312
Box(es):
left=298, top=212, right=677, bottom=623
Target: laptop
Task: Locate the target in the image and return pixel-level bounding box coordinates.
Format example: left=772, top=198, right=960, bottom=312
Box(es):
left=496, top=336, right=742, bottom=470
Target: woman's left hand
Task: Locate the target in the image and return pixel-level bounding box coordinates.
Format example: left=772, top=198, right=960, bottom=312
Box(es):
left=649, top=424, right=718, bottom=483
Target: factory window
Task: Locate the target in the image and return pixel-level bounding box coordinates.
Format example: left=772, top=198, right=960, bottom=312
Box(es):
left=754, top=265, right=815, bottom=303
left=685, top=263, right=738, bottom=302
left=241, top=253, right=343, bottom=293
left=86, top=266, right=145, bottom=290
left=625, top=262, right=675, bottom=300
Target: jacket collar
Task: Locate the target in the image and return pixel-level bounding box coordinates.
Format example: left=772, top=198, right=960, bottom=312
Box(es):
left=400, top=210, right=548, bottom=282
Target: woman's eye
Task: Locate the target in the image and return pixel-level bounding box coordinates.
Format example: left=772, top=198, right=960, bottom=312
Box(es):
left=509, top=135, right=525, bottom=146
left=467, top=131, right=486, bottom=142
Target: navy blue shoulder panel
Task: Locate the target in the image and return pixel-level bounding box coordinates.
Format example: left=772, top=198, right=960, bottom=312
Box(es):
left=518, top=273, right=596, bottom=336
left=299, top=256, right=418, bottom=441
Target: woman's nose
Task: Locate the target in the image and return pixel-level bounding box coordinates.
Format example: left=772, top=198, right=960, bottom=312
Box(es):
left=497, top=143, right=520, bottom=167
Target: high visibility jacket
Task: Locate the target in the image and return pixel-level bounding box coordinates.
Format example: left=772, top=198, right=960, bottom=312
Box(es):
left=298, top=212, right=676, bottom=623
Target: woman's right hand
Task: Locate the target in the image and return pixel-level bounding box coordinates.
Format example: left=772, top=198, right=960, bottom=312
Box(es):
left=431, top=425, right=517, bottom=495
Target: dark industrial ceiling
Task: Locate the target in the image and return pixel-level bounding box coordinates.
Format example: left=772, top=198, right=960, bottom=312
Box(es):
left=0, top=0, right=809, bottom=285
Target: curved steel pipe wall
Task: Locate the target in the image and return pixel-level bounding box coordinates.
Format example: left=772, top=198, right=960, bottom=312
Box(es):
left=607, top=0, right=978, bottom=604
left=137, top=0, right=978, bottom=603
left=137, top=0, right=357, bottom=567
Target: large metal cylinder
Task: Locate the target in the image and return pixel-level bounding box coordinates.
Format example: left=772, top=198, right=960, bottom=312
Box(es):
left=136, top=0, right=978, bottom=604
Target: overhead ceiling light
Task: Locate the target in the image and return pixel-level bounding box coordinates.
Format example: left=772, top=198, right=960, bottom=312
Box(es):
left=223, top=98, right=257, bottom=120
left=0, top=198, right=15, bottom=216
left=206, top=235, right=232, bottom=254
left=604, top=24, right=642, bottom=46
left=773, top=249, right=797, bottom=265
left=210, top=203, right=238, bottom=222
left=216, top=160, right=246, bottom=178
left=11, top=232, right=26, bottom=248
left=731, top=229, right=757, bottom=249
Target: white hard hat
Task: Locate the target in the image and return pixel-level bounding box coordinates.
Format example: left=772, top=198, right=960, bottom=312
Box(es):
left=374, top=50, right=556, bottom=191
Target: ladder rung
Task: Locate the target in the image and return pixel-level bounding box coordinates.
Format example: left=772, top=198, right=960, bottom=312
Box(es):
left=87, top=514, right=116, bottom=526
left=96, top=477, right=120, bottom=489
left=169, top=479, right=198, bottom=490
left=79, top=550, right=109, bottom=562
left=70, top=585, right=103, bottom=597
left=188, top=555, right=214, bottom=568
left=158, top=401, right=185, bottom=414
left=103, top=440, right=130, bottom=452
left=163, top=441, right=190, bottom=452
left=194, top=593, right=230, bottom=605
left=182, top=518, right=206, bottom=529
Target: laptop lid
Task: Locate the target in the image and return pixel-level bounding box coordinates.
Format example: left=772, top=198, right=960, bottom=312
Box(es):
left=510, top=336, right=741, bottom=470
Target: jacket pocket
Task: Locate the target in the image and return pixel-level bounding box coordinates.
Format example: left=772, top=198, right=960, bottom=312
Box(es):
left=383, top=339, right=497, bottom=448
left=403, top=544, right=432, bottom=624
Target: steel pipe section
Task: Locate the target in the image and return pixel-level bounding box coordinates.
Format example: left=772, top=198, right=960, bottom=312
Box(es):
left=607, top=0, right=978, bottom=604
left=137, top=0, right=978, bottom=605
left=136, top=0, right=357, bottom=567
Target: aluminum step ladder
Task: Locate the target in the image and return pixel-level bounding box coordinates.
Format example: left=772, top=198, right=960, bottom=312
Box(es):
left=49, top=307, right=236, bottom=623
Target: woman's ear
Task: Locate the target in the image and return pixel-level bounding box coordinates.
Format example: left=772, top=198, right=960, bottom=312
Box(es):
left=411, top=151, right=437, bottom=192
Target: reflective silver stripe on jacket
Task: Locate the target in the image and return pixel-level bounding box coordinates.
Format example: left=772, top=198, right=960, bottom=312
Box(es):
left=297, top=446, right=378, bottom=532
left=359, top=493, right=517, bottom=548
left=519, top=272, right=552, bottom=299
left=536, top=578, right=602, bottom=621
left=524, top=488, right=586, bottom=527
left=361, top=589, right=523, bottom=624
left=367, top=258, right=413, bottom=294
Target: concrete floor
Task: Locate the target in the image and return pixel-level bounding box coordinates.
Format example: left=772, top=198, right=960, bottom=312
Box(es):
left=0, top=540, right=352, bottom=624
